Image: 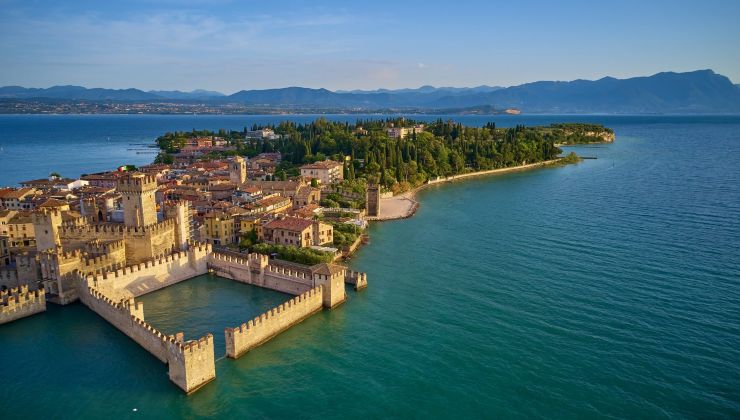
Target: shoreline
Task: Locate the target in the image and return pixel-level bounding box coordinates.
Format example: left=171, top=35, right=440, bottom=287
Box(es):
left=367, top=158, right=564, bottom=222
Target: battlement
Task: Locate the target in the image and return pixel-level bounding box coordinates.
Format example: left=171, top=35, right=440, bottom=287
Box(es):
left=87, top=249, right=189, bottom=283
left=179, top=334, right=214, bottom=352
left=266, top=264, right=310, bottom=280
left=60, top=218, right=175, bottom=237
left=32, top=208, right=62, bottom=223
left=85, top=239, right=126, bottom=255
left=62, top=215, right=92, bottom=227
left=224, top=286, right=323, bottom=358
left=79, top=283, right=215, bottom=393
left=82, top=243, right=209, bottom=298
left=116, top=173, right=157, bottom=193
left=209, top=251, right=250, bottom=267
left=187, top=240, right=212, bottom=255
left=0, top=285, right=46, bottom=324
left=346, top=270, right=368, bottom=291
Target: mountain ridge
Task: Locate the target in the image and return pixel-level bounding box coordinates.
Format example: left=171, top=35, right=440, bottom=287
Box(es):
left=2, top=70, right=739, bottom=113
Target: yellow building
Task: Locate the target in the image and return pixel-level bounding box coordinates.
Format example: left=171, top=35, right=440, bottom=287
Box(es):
left=203, top=211, right=237, bottom=246
left=6, top=211, right=36, bottom=251
left=236, top=215, right=262, bottom=235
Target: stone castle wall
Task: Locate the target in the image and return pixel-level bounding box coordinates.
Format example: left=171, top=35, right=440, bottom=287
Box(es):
left=15, top=254, right=41, bottom=287
left=0, top=285, right=46, bottom=325
left=208, top=251, right=348, bottom=307
left=59, top=219, right=177, bottom=265
left=87, top=242, right=210, bottom=299
left=208, top=252, right=315, bottom=295
left=78, top=283, right=215, bottom=393
left=225, top=286, right=323, bottom=359
left=0, top=268, right=19, bottom=290
left=346, top=270, right=368, bottom=291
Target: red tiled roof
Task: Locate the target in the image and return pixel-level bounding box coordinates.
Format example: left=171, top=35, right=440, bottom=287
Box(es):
left=264, top=216, right=313, bottom=232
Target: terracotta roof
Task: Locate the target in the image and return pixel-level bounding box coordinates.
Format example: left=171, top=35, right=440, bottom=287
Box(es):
left=204, top=211, right=230, bottom=219
left=300, top=160, right=343, bottom=170
left=264, top=216, right=313, bottom=232
left=310, top=263, right=345, bottom=276
left=0, top=188, right=36, bottom=199
left=37, top=198, right=68, bottom=208
left=257, top=195, right=290, bottom=207
left=241, top=186, right=262, bottom=194
left=290, top=203, right=320, bottom=218
left=9, top=211, right=34, bottom=224
left=207, top=183, right=237, bottom=191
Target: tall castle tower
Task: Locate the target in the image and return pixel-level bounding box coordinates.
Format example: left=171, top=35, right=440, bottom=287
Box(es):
left=230, top=156, right=247, bottom=185
left=366, top=184, right=380, bottom=217
left=32, top=208, right=62, bottom=252
left=164, top=200, right=192, bottom=251
left=117, top=173, right=158, bottom=228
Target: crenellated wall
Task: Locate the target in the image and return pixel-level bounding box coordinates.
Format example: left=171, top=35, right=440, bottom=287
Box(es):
left=78, top=282, right=215, bottom=393
left=59, top=219, right=177, bottom=265
left=208, top=252, right=316, bottom=295
left=87, top=242, right=211, bottom=299
left=0, top=285, right=46, bottom=325
left=224, top=286, right=323, bottom=359
left=346, top=270, right=368, bottom=291
left=208, top=251, right=349, bottom=307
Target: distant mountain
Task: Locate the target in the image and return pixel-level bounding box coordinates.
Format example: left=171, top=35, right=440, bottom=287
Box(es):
left=336, top=85, right=502, bottom=94
left=431, top=70, right=740, bottom=113
left=2, top=70, right=739, bottom=113
left=148, top=89, right=225, bottom=99
left=0, top=85, right=225, bottom=100
left=224, top=70, right=740, bottom=113
left=0, top=85, right=158, bottom=100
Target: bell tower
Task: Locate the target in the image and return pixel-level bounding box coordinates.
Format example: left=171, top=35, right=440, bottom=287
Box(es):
left=117, top=173, right=158, bottom=227
left=230, top=156, right=247, bottom=185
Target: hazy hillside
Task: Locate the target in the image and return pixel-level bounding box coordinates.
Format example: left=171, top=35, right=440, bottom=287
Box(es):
left=2, top=70, right=739, bottom=113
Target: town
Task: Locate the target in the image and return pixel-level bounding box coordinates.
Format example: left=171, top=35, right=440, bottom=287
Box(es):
left=0, top=126, right=381, bottom=392
left=0, top=118, right=609, bottom=393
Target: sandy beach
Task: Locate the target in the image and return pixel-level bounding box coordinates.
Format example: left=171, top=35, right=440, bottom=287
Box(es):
left=369, top=159, right=562, bottom=221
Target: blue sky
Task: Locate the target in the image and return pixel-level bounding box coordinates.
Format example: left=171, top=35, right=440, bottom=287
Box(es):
left=1, top=0, right=738, bottom=92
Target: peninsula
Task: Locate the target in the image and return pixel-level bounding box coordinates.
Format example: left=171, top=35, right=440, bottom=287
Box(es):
left=0, top=118, right=612, bottom=393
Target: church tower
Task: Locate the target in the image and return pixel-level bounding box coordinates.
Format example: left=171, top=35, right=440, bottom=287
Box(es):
left=230, top=156, right=247, bottom=185
left=117, top=173, right=158, bottom=228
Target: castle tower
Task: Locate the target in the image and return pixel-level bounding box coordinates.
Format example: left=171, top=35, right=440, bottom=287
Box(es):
left=312, top=263, right=346, bottom=308
left=117, top=173, right=158, bottom=228
left=230, top=156, right=247, bottom=185
left=164, top=201, right=192, bottom=251
left=32, top=208, right=62, bottom=252
left=366, top=184, right=380, bottom=217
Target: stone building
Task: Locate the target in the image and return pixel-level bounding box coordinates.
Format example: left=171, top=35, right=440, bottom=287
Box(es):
left=2, top=172, right=191, bottom=303
left=262, top=217, right=333, bottom=248
left=299, top=160, right=344, bottom=185
left=366, top=185, right=380, bottom=217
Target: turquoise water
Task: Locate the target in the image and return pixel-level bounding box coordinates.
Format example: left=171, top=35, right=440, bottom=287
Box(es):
left=1, top=115, right=740, bottom=418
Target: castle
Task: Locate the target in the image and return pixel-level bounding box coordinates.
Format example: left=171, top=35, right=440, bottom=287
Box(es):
left=1, top=172, right=367, bottom=394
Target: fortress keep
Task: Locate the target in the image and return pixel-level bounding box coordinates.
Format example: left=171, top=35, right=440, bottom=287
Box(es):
left=1, top=172, right=367, bottom=394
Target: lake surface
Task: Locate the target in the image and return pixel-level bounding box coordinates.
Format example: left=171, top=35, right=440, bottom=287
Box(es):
left=1, top=115, right=739, bottom=418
